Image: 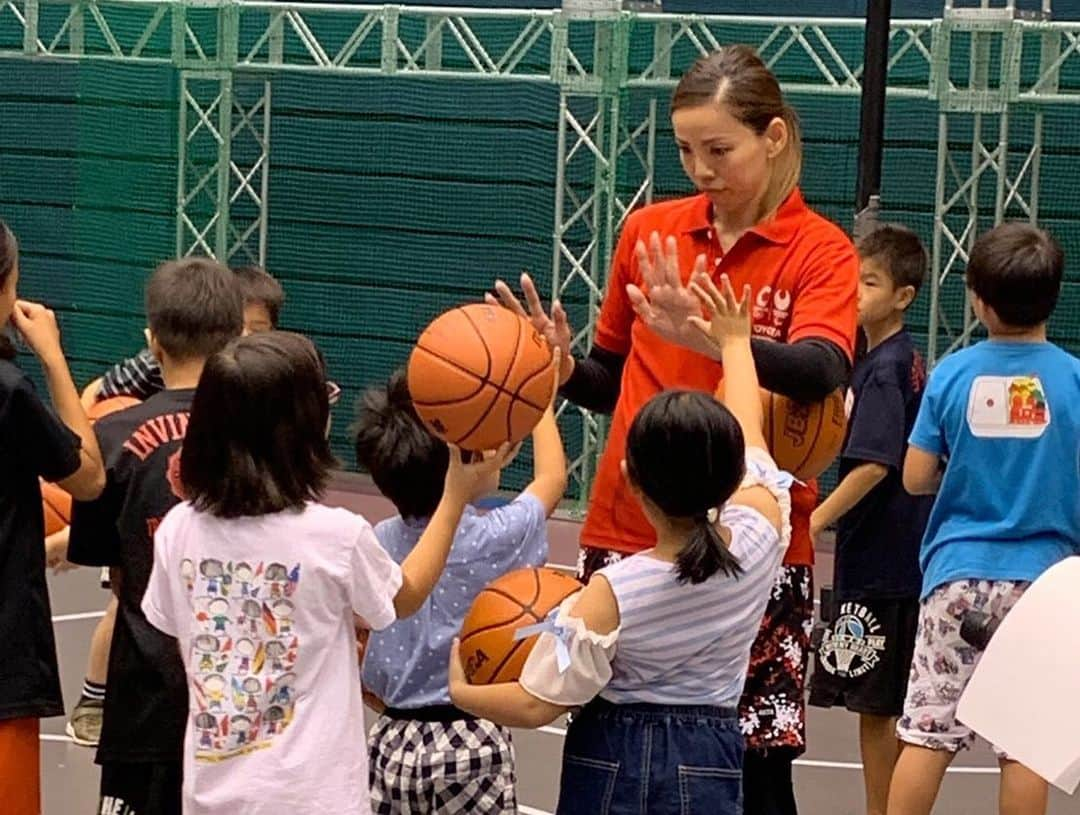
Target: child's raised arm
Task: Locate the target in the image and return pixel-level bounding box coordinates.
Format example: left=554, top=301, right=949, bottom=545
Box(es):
left=393, top=443, right=518, bottom=618
left=689, top=276, right=783, bottom=532
left=12, top=300, right=104, bottom=500
left=522, top=348, right=568, bottom=516
left=688, top=276, right=766, bottom=451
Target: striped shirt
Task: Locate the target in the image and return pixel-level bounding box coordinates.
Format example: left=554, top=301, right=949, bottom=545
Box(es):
left=99, top=348, right=164, bottom=400
left=598, top=504, right=783, bottom=707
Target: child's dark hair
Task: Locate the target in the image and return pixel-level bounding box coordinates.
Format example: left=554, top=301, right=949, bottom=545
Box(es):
left=146, top=258, right=244, bottom=361
left=0, top=221, right=17, bottom=360
left=0, top=220, right=15, bottom=291
left=857, top=224, right=928, bottom=296
left=353, top=368, right=449, bottom=520
left=181, top=331, right=335, bottom=518
left=232, top=265, right=285, bottom=327
left=625, top=390, right=746, bottom=585
left=966, top=222, right=1063, bottom=327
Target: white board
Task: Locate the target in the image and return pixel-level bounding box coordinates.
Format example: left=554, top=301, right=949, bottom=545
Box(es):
left=957, top=556, right=1080, bottom=794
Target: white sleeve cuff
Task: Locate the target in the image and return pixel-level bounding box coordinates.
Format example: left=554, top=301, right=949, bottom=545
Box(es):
left=739, top=447, right=794, bottom=553
left=518, top=593, right=619, bottom=707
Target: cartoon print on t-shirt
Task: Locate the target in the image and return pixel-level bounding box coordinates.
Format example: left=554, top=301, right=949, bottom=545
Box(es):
left=967, top=375, right=1051, bottom=439
left=197, top=673, right=227, bottom=712
left=201, top=559, right=226, bottom=596
left=181, top=559, right=195, bottom=594
left=186, top=559, right=302, bottom=762
left=271, top=599, right=295, bottom=636
left=237, top=599, right=263, bottom=637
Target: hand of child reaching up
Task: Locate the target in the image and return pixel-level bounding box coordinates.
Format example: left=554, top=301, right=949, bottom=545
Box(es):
left=11, top=300, right=64, bottom=365
left=442, top=442, right=519, bottom=507
left=688, top=274, right=753, bottom=350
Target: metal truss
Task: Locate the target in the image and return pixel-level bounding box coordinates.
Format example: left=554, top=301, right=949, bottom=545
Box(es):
left=926, top=1, right=1077, bottom=363
left=176, top=70, right=268, bottom=264
left=3, top=0, right=1080, bottom=497
left=629, top=13, right=935, bottom=95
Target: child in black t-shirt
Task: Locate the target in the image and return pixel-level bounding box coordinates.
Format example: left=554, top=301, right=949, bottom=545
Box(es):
left=807, top=225, right=934, bottom=815
left=68, top=257, right=244, bottom=815
left=64, top=265, right=286, bottom=749
left=0, top=220, right=104, bottom=815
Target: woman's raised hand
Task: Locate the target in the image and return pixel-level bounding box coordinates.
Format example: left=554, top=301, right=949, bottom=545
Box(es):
left=487, top=273, right=574, bottom=384
left=626, top=232, right=717, bottom=358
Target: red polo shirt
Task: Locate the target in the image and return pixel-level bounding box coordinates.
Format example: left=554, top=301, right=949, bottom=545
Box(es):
left=580, top=188, right=858, bottom=566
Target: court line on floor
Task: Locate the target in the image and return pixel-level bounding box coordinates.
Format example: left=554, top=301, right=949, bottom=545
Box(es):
left=52, top=610, right=107, bottom=623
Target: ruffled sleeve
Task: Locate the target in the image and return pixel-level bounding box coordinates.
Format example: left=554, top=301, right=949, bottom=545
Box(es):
left=737, top=447, right=794, bottom=553
left=518, top=592, right=619, bottom=707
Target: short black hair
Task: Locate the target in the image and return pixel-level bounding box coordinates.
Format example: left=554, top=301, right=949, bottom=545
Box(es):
left=232, top=265, right=285, bottom=327
left=966, top=222, right=1063, bottom=328
left=857, top=224, right=928, bottom=295
left=0, top=219, right=15, bottom=289
left=353, top=368, right=449, bottom=520
left=181, top=331, right=335, bottom=518
left=626, top=390, right=746, bottom=585
left=146, top=258, right=244, bottom=361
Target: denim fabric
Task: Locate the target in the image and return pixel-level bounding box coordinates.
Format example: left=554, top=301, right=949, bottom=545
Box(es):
left=555, top=698, right=743, bottom=815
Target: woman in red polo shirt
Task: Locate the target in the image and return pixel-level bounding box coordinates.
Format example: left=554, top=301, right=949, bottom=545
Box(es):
left=491, top=45, right=857, bottom=814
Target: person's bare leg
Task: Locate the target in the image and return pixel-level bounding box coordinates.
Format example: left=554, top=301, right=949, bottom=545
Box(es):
left=886, top=744, right=952, bottom=815
left=999, top=760, right=1048, bottom=815
left=87, top=595, right=117, bottom=683
left=860, top=714, right=900, bottom=815
left=67, top=595, right=117, bottom=746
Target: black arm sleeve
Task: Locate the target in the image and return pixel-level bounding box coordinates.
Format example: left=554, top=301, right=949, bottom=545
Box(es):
left=751, top=337, right=851, bottom=403
left=559, top=336, right=849, bottom=415
left=559, top=345, right=626, bottom=414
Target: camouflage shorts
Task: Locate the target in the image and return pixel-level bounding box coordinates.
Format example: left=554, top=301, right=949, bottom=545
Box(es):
left=897, top=579, right=1028, bottom=754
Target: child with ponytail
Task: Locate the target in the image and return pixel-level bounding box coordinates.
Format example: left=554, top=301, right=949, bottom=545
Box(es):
left=449, top=275, right=792, bottom=814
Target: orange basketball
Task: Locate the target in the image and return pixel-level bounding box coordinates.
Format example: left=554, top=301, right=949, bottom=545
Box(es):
left=40, top=479, right=72, bottom=536
left=716, top=384, right=846, bottom=481
left=763, top=388, right=846, bottom=481
left=89, top=395, right=141, bottom=422
left=407, top=304, right=555, bottom=452
left=459, top=567, right=582, bottom=685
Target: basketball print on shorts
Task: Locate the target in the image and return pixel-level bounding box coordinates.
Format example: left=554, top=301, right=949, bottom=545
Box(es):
left=816, top=601, right=887, bottom=679
left=967, top=375, right=1050, bottom=438
left=184, top=558, right=302, bottom=762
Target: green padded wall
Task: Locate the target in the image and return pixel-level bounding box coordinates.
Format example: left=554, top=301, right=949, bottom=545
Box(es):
left=2, top=13, right=1078, bottom=499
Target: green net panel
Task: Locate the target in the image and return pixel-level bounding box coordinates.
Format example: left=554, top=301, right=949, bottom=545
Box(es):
left=1, top=2, right=1077, bottom=504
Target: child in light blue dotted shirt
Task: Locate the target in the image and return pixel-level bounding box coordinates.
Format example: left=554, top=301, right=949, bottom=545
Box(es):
left=354, top=368, right=567, bottom=814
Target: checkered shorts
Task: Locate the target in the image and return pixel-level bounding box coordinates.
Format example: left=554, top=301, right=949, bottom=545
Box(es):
left=368, top=715, right=517, bottom=814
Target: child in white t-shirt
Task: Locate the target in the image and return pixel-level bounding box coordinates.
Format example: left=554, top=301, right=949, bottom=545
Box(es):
left=142, top=331, right=519, bottom=814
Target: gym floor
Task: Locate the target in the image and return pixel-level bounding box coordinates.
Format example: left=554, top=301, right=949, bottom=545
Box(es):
left=42, top=477, right=1074, bottom=814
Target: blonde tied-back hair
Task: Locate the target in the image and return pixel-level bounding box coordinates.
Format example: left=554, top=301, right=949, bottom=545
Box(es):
left=672, top=45, right=803, bottom=220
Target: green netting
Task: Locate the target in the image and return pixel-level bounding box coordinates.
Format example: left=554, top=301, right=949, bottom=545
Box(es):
left=1, top=6, right=1079, bottom=501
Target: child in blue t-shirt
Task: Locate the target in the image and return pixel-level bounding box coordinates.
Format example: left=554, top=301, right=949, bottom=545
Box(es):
left=888, top=223, right=1080, bottom=815
left=807, top=225, right=935, bottom=815
left=353, top=366, right=566, bottom=814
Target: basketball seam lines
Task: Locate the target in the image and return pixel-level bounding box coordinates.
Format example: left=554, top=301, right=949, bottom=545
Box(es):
left=413, top=323, right=550, bottom=414
left=434, top=308, right=523, bottom=447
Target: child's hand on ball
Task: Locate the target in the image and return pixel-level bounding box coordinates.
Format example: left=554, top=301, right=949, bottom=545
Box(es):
left=443, top=442, right=519, bottom=506
left=448, top=638, right=469, bottom=693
